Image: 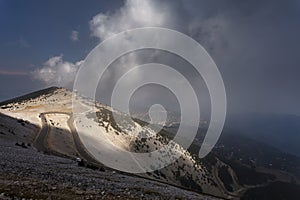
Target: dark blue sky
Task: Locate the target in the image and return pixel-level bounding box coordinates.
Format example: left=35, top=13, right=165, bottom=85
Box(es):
left=0, top=0, right=122, bottom=100
left=0, top=0, right=300, bottom=116
left=0, top=0, right=122, bottom=67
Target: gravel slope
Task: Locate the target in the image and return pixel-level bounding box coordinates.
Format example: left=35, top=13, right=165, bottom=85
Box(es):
left=0, top=140, right=220, bottom=200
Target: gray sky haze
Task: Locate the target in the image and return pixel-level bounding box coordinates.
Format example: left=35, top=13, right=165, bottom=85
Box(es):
left=0, top=0, right=299, bottom=116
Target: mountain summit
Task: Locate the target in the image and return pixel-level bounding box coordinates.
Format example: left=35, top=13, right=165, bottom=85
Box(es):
left=1, top=87, right=299, bottom=199
left=0, top=87, right=230, bottom=198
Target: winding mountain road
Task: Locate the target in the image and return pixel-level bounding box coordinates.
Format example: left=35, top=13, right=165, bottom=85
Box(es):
left=33, top=112, right=102, bottom=167
left=31, top=110, right=230, bottom=199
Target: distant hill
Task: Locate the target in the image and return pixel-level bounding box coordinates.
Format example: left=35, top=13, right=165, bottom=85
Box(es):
left=226, top=113, right=300, bottom=157
left=165, top=123, right=300, bottom=199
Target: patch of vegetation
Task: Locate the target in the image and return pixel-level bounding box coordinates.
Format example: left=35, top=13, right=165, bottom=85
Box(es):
left=0, top=87, right=60, bottom=106
left=157, top=128, right=175, bottom=141
left=226, top=159, right=275, bottom=185
left=95, top=108, right=136, bottom=133
left=197, top=152, right=217, bottom=172
left=144, top=189, right=160, bottom=196
left=242, top=181, right=300, bottom=200
left=8, top=129, right=15, bottom=135
left=215, top=131, right=300, bottom=179
left=218, top=166, right=233, bottom=192
left=178, top=174, right=202, bottom=192
left=77, top=159, right=105, bottom=171
left=15, top=142, right=28, bottom=148
left=132, top=117, right=149, bottom=127
left=17, top=119, right=25, bottom=123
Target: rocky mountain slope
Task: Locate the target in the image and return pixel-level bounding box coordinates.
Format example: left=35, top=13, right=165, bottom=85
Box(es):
left=0, top=138, right=218, bottom=200
left=1, top=87, right=299, bottom=199
left=0, top=87, right=231, bottom=199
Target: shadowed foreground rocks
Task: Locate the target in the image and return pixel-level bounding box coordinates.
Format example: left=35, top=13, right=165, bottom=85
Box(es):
left=0, top=140, right=218, bottom=200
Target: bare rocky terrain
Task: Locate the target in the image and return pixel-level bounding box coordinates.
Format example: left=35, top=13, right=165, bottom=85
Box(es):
left=1, top=87, right=299, bottom=200
left=0, top=87, right=222, bottom=199
left=0, top=139, right=219, bottom=200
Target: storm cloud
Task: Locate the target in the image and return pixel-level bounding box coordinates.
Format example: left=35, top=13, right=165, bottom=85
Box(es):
left=31, top=0, right=300, bottom=115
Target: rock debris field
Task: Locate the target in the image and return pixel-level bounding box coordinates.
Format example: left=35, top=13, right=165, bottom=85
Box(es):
left=0, top=140, right=218, bottom=200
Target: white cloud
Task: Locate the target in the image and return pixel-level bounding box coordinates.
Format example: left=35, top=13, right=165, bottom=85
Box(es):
left=89, top=0, right=173, bottom=41
left=88, top=0, right=178, bottom=88
left=32, top=0, right=192, bottom=92
left=70, top=30, right=79, bottom=41
left=32, top=55, right=83, bottom=86
left=33, top=0, right=177, bottom=89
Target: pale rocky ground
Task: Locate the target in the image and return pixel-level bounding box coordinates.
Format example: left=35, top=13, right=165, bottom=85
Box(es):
left=0, top=140, right=219, bottom=200
left=47, top=113, right=77, bottom=157
left=0, top=87, right=233, bottom=199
